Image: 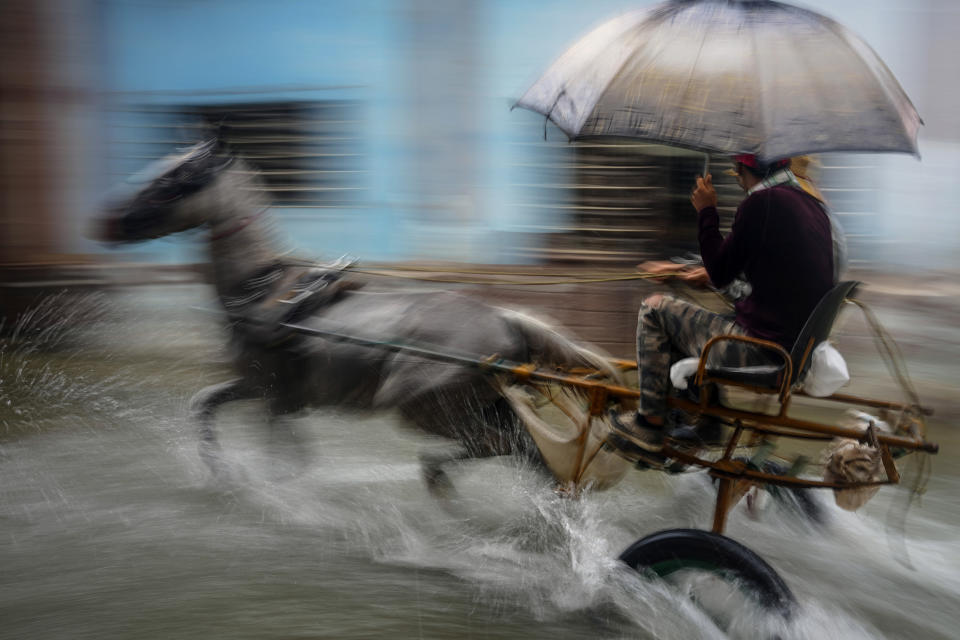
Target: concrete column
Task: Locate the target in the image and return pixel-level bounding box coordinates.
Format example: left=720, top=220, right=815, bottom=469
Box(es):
left=0, top=0, right=60, bottom=263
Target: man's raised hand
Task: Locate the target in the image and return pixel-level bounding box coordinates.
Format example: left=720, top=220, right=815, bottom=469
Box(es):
left=691, top=173, right=718, bottom=212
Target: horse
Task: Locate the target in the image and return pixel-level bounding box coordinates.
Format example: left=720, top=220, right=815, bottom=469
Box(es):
left=91, top=138, right=628, bottom=488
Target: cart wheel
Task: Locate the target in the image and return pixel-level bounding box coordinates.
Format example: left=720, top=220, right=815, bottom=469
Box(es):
left=619, top=528, right=795, bottom=618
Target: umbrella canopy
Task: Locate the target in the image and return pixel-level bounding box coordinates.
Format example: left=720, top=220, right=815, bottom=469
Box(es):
left=515, top=0, right=922, bottom=163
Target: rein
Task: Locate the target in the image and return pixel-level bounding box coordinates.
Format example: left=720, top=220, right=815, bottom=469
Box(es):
left=209, top=206, right=269, bottom=242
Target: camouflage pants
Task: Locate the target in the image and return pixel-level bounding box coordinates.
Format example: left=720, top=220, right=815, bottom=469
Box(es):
left=636, top=295, right=775, bottom=417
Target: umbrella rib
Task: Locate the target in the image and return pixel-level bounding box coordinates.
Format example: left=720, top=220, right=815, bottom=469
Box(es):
left=631, top=9, right=678, bottom=73
left=543, top=89, right=568, bottom=140
left=818, top=17, right=922, bottom=155
left=791, top=23, right=847, bottom=159
left=678, top=17, right=710, bottom=123
left=584, top=12, right=673, bottom=137
left=750, top=16, right=768, bottom=160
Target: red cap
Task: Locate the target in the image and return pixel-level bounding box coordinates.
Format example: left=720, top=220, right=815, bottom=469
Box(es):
left=733, top=154, right=790, bottom=170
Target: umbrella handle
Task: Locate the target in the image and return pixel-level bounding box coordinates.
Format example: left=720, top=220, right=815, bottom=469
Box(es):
left=702, top=153, right=710, bottom=177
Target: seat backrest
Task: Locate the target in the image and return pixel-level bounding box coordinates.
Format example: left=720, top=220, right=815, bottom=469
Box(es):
left=788, top=280, right=860, bottom=385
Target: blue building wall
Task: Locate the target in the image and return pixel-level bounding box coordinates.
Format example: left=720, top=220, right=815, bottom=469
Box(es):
left=95, top=0, right=641, bottom=264
left=91, top=0, right=957, bottom=269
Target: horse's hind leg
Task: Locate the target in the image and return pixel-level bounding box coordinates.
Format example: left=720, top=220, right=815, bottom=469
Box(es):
left=189, top=378, right=258, bottom=474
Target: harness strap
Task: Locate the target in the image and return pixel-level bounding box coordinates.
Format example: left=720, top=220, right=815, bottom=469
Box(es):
left=210, top=206, right=269, bottom=242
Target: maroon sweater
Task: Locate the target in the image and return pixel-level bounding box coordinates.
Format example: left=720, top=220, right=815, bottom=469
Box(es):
left=698, top=185, right=834, bottom=349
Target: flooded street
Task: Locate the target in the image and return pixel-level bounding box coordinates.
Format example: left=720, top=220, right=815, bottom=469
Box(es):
left=1, top=285, right=958, bottom=640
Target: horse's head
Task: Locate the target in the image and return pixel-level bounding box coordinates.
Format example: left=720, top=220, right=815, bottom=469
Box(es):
left=93, top=138, right=237, bottom=244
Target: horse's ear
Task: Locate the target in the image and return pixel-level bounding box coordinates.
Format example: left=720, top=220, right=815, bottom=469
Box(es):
left=212, top=135, right=234, bottom=167
left=212, top=118, right=229, bottom=150
left=197, top=118, right=229, bottom=156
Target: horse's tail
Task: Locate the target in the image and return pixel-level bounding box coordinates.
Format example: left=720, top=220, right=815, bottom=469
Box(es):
left=501, top=308, right=626, bottom=387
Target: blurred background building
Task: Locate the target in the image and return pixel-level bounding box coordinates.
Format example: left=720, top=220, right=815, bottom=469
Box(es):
left=1, top=0, right=959, bottom=292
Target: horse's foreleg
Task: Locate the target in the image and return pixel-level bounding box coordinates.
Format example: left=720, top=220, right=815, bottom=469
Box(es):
left=189, top=378, right=258, bottom=474
left=264, top=400, right=312, bottom=476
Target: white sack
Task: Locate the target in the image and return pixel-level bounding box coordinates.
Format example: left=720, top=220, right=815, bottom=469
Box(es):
left=670, top=357, right=700, bottom=390
left=803, top=342, right=850, bottom=397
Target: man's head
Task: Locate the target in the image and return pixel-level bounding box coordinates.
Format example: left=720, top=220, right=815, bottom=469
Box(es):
left=730, top=154, right=790, bottom=191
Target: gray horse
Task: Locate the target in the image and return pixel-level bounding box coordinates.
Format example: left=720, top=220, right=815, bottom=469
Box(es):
left=92, top=139, right=625, bottom=486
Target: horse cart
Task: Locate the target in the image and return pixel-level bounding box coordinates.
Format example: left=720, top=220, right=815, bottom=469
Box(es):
left=250, top=277, right=938, bottom=616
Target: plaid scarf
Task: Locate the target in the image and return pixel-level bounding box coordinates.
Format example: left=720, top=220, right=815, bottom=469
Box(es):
left=746, top=168, right=802, bottom=196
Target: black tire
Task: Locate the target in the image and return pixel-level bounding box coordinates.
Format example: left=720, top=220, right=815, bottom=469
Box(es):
left=619, top=528, right=796, bottom=617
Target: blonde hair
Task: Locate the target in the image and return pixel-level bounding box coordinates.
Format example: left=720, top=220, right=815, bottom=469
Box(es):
left=790, top=155, right=826, bottom=203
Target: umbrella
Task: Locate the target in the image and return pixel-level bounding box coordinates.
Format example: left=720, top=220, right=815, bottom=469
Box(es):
left=515, top=0, right=922, bottom=163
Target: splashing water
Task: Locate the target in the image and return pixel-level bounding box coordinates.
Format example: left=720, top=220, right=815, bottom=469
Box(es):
left=0, top=287, right=957, bottom=639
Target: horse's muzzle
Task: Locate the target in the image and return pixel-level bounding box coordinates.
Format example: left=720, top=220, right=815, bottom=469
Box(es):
left=87, top=213, right=125, bottom=244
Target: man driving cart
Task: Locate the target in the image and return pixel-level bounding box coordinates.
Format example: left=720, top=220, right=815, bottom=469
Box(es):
left=610, top=155, right=847, bottom=459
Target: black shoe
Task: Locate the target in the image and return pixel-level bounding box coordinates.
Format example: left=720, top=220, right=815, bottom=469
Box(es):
left=606, top=432, right=668, bottom=469
left=608, top=410, right=665, bottom=455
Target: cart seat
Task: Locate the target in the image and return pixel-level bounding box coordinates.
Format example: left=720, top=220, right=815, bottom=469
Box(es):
left=679, top=281, right=860, bottom=412
left=701, top=362, right=785, bottom=389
